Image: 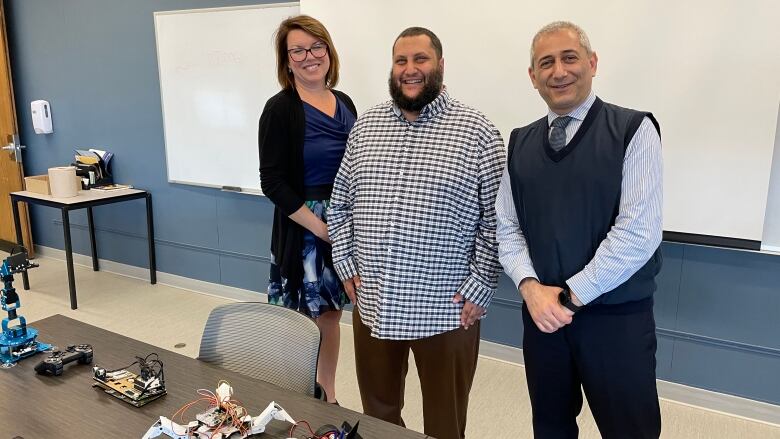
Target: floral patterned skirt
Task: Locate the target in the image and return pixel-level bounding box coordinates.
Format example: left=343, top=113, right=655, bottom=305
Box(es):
left=267, top=200, right=348, bottom=318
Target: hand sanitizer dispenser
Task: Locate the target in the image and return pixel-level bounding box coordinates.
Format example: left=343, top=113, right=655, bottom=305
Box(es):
left=31, top=100, right=53, bottom=134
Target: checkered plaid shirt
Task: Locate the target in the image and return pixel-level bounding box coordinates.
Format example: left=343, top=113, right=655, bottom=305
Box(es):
left=328, top=89, right=505, bottom=340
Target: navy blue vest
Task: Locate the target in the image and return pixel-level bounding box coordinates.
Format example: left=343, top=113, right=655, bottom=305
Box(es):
left=507, top=98, right=662, bottom=305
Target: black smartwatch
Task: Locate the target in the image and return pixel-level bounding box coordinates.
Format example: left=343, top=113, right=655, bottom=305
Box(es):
left=558, top=288, right=582, bottom=313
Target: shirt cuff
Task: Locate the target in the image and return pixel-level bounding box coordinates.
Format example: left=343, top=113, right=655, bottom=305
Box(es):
left=333, top=257, right=359, bottom=282
left=507, top=265, right=539, bottom=291
left=566, top=269, right=602, bottom=305
left=458, top=275, right=495, bottom=309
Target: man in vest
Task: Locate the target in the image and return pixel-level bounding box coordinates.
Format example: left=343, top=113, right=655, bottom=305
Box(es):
left=496, top=21, right=663, bottom=438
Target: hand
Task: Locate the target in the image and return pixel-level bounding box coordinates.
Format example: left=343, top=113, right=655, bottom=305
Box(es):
left=342, top=275, right=361, bottom=304
left=519, top=278, right=572, bottom=333
left=288, top=206, right=331, bottom=243
left=452, top=293, right=485, bottom=330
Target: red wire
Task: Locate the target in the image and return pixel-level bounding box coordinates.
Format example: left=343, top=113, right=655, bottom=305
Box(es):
left=289, top=419, right=315, bottom=438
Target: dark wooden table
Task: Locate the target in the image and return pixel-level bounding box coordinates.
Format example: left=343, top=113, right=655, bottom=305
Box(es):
left=0, top=315, right=428, bottom=438
left=10, top=188, right=156, bottom=310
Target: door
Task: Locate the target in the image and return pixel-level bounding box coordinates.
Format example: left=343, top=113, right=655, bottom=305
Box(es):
left=0, top=1, right=33, bottom=254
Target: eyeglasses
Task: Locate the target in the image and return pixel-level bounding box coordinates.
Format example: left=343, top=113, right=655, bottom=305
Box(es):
left=287, top=44, right=328, bottom=62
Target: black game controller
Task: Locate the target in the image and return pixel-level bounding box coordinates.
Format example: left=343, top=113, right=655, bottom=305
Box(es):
left=34, top=344, right=93, bottom=376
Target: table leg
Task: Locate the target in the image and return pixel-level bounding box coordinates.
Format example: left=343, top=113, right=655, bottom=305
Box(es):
left=145, top=193, right=156, bottom=284
left=10, top=198, right=29, bottom=290
left=61, top=208, right=78, bottom=310
left=87, top=207, right=99, bottom=271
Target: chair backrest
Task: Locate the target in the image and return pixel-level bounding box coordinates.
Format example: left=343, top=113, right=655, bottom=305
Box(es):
left=198, top=302, right=321, bottom=396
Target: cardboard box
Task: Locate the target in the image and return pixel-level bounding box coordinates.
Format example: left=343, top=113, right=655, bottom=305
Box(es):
left=24, top=175, right=51, bottom=195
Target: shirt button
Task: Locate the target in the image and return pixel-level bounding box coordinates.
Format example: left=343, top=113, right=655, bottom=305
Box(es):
left=389, top=221, right=395, bottom=227
left=399, top=171, right=404, bottom=177
left=387, top=247, right=392, bottom=254
left=403, top=147, right=409, bottom=152
left=394, top=196, right=400, bottom=202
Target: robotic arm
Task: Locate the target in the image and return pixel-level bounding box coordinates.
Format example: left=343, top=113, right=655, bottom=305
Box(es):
left=1, top=248, right=38, bottom=310
left=248, top=401, right=296, bottom=435
left=0, top=248, right=50, bottom=366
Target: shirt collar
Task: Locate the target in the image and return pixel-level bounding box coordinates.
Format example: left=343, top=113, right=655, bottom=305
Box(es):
left=547, top=90, right=596, bottom=124
left=391, top=87, right=451, bottom=122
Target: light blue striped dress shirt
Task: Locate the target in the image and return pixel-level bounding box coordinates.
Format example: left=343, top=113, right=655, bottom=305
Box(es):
left=495, top=91, right=663, bottom=304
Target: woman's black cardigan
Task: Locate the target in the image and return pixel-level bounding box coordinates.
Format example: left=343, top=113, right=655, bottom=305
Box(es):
left=258, top=87, right=357, bottom=291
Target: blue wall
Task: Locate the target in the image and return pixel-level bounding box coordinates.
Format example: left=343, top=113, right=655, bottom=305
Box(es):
left=6, top=0, right=275, bottom=289
left=6, top=0, right=779, bottom=406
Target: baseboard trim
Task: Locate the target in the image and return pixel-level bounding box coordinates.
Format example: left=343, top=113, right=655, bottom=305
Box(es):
left=655, top=380, right=780, bottom=427
left=479, top=339, right=525, bottom=365
left=34, top=245, right=780, bottom=426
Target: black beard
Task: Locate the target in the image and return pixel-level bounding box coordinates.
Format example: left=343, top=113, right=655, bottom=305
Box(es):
left=388, top=67, right=443, bottom=113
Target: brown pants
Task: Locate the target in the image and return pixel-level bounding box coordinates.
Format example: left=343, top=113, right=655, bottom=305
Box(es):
left=352, top=308, right=480, bottom=439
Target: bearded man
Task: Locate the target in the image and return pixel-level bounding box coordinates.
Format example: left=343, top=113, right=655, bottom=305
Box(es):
left=327, top=27, right=505, bottom=439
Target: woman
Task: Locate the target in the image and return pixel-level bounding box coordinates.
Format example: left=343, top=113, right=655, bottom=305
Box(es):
left=258, top=15, right=356, bottom=404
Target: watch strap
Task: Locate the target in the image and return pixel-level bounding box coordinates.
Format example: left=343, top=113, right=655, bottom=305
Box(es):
left=560, top=288, right=582, bottom=313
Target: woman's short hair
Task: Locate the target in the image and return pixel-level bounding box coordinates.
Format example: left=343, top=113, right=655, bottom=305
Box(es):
left=274, top=15, right=340, bottom=90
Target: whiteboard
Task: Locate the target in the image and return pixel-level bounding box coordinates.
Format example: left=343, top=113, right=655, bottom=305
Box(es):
left=301, top=0, right=780, bottom=241
left=154, top=3, right=300, bottom=194
left=762, top=107, right=780, bottom=252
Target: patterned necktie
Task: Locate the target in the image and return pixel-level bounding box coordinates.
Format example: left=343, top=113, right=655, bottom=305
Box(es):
left=549, top=116, right=573, bottom=152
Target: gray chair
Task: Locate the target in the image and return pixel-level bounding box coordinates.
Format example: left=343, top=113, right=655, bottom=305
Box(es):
left=197, top=302, right=321, bottom=397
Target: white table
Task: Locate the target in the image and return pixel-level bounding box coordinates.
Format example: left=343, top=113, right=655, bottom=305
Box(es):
left=9, top=188, right=156, bottom=309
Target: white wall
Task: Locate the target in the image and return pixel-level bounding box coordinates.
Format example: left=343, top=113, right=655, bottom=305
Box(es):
left=302, top=0, right=780, bottom=241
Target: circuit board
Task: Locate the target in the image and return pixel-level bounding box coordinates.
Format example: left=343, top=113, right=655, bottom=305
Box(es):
left=92, top=369, right=166, bottom=407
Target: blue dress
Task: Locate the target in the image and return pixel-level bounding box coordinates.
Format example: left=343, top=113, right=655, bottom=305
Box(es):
left=267, top=96, right=356, bottom=318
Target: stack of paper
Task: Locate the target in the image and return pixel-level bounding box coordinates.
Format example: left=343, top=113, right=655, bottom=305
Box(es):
left=91, top=184, right=132, bottom=192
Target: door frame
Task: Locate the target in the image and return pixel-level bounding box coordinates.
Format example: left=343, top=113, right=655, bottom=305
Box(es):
left=0, top=1, right=34, bottom=255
